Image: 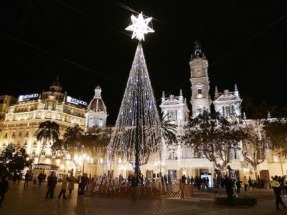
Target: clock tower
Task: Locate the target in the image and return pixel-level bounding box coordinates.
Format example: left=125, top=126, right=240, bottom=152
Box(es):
left=189, top=41, right=211, bottom=116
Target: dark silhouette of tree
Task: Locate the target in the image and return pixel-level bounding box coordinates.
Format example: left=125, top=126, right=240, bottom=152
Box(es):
left=263, top=117, right=287, bottom=155
left=181, top=110, right=248, bottom=171
left=35, top=120, right=59, bottom=163
left=241, top=96, right=277, bottom=119
left=52, top=124, right=110, bottom=168
left=0, top=144, right=33, bottom=176
left=52, top=124, right=84, bottom=166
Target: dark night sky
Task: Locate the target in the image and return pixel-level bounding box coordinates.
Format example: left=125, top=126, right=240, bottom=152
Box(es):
left=1, top=0, right=287, bottom=124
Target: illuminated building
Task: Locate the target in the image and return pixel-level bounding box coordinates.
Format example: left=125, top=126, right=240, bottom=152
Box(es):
left=0, top=79, right=108, bottom=176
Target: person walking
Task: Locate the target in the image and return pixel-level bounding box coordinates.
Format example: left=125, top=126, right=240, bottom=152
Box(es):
left=227, top=165, right=238, bottom=197
left=248, top=176, right=254, bottom=190
left=78, top=174, right=88, bottom=196
left=225, top=175, right=234, bottom=205
left=45, top=171, right=57, bottom=199
left=130, top=173, right=139, bottom=202
left=58, top=174, right=68, bottom=199
left=24, top=170, right=30, bottom=190
left=242, top=176, right=248, bottom=191
left=12, top=173, right=18, bottom=185
left=271, top=175, right=287, bottom=211
left=0, top=175, right=9, bottom=207
left=67, top=175, right=75, bottom=195
left=37, top=172, right=44, bottom=188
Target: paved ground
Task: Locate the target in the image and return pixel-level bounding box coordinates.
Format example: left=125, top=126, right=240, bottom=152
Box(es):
left=0, top=180, right=286, bottom=215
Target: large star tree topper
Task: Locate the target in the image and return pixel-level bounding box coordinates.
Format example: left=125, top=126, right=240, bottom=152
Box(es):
left=125, top=12, right=154, bottom=41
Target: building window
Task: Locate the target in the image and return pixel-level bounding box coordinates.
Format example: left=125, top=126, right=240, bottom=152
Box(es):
left=88, top=116, right=95, bottom=127
left=36, top=112, right=41, bottom=119
left=56, top=113, right=61, bottom=120
left=99, top=118, right=103, bottom=127
left=231, top=105, right=235, bottom=116
left=46, top=112, right=51, bottom=119
left=197, top=88, right=203, bottom=98
left=234, top=148, right=238, bottom=159
left=52, top=151, right=56, bottom=158
left=169, top=110, right=177, bottom=121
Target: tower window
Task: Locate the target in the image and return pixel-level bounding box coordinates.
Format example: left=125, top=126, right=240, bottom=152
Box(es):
left=197, top=89, right=203, bottom=98
left=99, top=118, right=103, bottom=127
left=169, top=110, right=177, bottom=121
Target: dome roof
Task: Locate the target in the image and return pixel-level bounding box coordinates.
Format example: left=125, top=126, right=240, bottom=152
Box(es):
left=89, top=98, right=106, bottom=112
left=50, top=77, right=63, bottom=92
left=88, top=86, right=107, bottom=112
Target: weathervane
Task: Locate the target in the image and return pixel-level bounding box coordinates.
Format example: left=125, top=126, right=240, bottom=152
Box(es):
left=125, top=12, right=154, bottom=41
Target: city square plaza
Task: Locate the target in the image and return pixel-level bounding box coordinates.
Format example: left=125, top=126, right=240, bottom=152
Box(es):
left=0, top=180, right=285, bottom=215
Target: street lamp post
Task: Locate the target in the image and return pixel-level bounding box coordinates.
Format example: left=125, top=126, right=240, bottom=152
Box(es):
left=74, top=153, right=90, bottom=175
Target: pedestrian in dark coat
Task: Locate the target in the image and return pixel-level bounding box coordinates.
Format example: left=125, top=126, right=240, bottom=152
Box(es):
left=0, top=175, right=9, bottom=207
left=225, top=176, right=234, bottom=205
left=130, top=173, right=139, bottom=202
left=45, top=171, right=57, bottom=198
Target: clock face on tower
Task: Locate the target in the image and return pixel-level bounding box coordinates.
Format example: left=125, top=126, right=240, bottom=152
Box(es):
left=194, top=68, right=202, bottom=77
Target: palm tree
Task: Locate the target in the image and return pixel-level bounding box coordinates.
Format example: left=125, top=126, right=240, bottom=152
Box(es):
left=52, top=124, right=83, bottom=161
left=36, top=120, right=60, bottom=163
left=161, top=113, right=178, bottom=145
left=52, top=124, right=110, bottom=174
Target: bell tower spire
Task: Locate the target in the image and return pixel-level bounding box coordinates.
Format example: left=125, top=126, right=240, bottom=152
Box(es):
left=189, top=40, right=211, bottom=116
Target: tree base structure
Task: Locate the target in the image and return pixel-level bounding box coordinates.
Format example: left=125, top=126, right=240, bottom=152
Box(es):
left=215, top=196, right=257, bottom=206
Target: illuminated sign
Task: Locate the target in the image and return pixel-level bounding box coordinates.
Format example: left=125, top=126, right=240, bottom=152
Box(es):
left=18, top=93, right=39, bottom=102
left=67, top=96, right=87, bottom=106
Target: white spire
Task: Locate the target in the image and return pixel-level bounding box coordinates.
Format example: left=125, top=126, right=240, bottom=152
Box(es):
left=94, top=86, right=102, bottom=99
left=215, top=86, right=219, bottom=98
left=234, top=84, right=239, bottom=97
left=161, top=91, right=165, bottom=103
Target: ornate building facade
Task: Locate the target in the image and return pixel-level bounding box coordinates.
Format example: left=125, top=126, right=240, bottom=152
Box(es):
left=0, top=42, right=286, bottom=184
left=0, top=79, right=108, bottom=177
left=157, top=41, right=286, bottom=186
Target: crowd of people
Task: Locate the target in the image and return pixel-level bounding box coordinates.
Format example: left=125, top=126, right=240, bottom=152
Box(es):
left=2, top=168, right=287, bottom=211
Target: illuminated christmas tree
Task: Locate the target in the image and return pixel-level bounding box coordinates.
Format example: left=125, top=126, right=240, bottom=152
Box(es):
left=107, top=13, right=162, bottom=176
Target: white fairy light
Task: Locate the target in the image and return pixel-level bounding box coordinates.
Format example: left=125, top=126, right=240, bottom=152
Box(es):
left=107, top=12, right=161, bottom=174
left=125, top=12, right=154, bottom=41
left=108, top=43, right=162, bottom=167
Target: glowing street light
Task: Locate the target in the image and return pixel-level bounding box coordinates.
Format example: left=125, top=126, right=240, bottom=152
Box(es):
left=74, top=153, right=91, bottom=175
